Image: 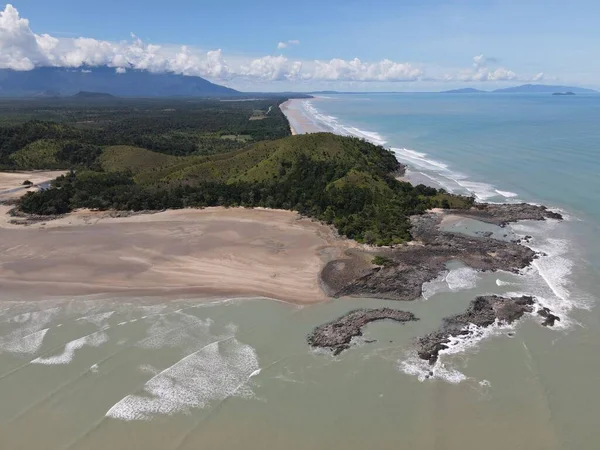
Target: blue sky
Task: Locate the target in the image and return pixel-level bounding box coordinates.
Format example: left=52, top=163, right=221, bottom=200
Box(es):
left=2, top=0, right=598, bottom=91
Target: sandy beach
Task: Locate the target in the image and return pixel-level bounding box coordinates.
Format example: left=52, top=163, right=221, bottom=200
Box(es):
left=0, top=169, right=356, bottom=303
left=280, top=99, right=324, bottom=135
left=0, top=202, right=353, bottom=303
left=0, top=170, right=67, bottom=201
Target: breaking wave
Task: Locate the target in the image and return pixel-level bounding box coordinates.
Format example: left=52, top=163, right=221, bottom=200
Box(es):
left=106, top=337, right=260, bottom=421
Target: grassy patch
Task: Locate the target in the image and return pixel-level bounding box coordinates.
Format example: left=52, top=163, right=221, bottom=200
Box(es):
left=9, top=139, right=63, bottom=169
left=372, top=256, right=394, bottom=266
left=100, top=146, right=180, bottom=175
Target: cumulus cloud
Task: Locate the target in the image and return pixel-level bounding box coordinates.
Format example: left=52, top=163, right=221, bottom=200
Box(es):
left=310, top=58, right=423, bottom=82
left=0, top=4, right=50, bottom=70
left=472, top=54, right=498, bottom=69
left=277, top=39, right=300, bottom=50
left=241, top=56, right=302, bottom=81
left=444, top=54, right=540, bottom=82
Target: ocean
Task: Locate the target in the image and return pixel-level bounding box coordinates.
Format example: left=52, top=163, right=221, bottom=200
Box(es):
left=1, top=93, right=599, bottom=449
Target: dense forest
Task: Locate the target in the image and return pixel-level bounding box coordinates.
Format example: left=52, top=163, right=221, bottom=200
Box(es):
left=0, top=97, right=291, bottom=167
left=1, top=98, right=473, bottom=245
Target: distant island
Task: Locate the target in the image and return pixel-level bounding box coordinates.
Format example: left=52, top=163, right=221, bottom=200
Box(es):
left=439, top=84, right=596, bottom=94
left=441, top=88, right=486, bottom=94
left=493, top=84, right=595, bottom=94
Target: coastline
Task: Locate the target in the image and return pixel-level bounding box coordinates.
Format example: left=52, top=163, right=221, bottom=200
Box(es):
left=279, top=96, right=573, bottom=364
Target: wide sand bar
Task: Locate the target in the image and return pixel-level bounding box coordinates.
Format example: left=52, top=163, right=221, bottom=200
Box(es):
left=0, top=207, right=352, bottom=303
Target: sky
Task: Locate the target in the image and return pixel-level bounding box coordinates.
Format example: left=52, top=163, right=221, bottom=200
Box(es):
left=1, top=0, right=598, bottom=91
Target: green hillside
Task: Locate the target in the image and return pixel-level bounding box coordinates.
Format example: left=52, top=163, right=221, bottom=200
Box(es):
left=20, top=132, right=472, bottom=245
left=99, top=133, right=400, bottom=188
left=9, top=139, right=63, bottom=169
left=99, top=146, right=180, bottom=174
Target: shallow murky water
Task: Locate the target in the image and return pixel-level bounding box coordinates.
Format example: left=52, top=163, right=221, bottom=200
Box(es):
left=1, top=266, right=599, bottom=450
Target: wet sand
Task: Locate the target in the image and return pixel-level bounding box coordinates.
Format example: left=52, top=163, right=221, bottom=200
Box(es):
left=0, top=207, right=353, bottom=303
left=280, top=99, right=323, bottom=135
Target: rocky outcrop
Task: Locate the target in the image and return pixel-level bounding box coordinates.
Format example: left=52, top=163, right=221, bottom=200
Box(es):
left=538, top=307, right=561, bottom=327
left=322, top=212, right=537, bottom=301
left=307, top=308, right=418, bottom=355
left=415, top=295, right=561, bottom=364
left=448, top=203, right=563, bottom=226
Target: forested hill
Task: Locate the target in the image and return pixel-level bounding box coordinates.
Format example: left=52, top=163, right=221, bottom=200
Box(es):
left=18, top=132, right=471, bottom=245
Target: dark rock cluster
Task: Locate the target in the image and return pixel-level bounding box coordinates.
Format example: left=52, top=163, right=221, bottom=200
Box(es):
left=416, top=295, right=536, bottom=364
left=448, top=203, right=563, bottom=227
left=322, top=211, right=538, bottom=301
left=307, top=308, right=418, bottom=355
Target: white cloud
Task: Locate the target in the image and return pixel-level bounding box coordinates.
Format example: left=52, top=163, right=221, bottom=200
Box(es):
left=472, top=54, right=497, bottom=69
left=115, top=67, right=126, bottom=74
left=310, top=58, right=423, bottom=82
left=277, top=39, right=300, bottom=50
left=241, top=55, right=301, bottom=81
left=444, top=54, right=540, bottom=83
left=0, top=4, right=49, bottom=70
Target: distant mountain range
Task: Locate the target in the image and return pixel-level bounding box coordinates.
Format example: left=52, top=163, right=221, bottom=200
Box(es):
left=442, top=84, right=597, bottom=94
left=0, top=66, right=240, bottom=97
left=73, top=91, right=116, bottom=99
left=0, top=69, right=596, bottom=98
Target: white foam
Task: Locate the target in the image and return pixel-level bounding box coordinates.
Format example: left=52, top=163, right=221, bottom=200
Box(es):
left=496, top=190, right=519, bottom=198
left=508, top=221, right=586, bottom=322
left=76, top=311, right=115, bottom=326
left=445, top=267, right=479, bottom=291
left=106, top=338, right=259, bottom=421
left=399, top=352, right=467, bottom=384
left=31, top=331, right=108, bottom=365
left=0, top=328, right=49, bottom=354
left=0, top=307, right=59, bottom=355
left=400, top=320, right=516, bottom=384
left=421, top=272, right=449, bottom=300
left=496, top=279, right=513, bottom=286
left=300, top=100, right=387, bottom=145
left=455, top=180, right=499, bottom=201
left=136, top=313, right=214, bottom=350
left=440, top=322, right=511, bottom=357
